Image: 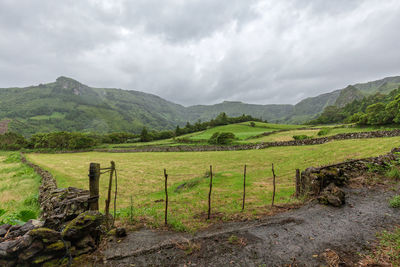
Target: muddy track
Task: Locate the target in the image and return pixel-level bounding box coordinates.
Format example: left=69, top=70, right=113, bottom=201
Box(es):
left=99, top=186, right=400, bottom=266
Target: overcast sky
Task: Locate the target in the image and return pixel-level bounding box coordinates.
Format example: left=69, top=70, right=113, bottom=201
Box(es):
left=0, top=0, right=400, bottom=106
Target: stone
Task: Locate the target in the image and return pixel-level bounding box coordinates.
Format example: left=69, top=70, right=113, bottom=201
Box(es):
left=75, top=235, right=95, bottom=249
left=18, top=240, right=44, bottom=261
left=5, top=234, right=33, bottom=255
left=116, top=228, right=127, bottom=238
left=28, top=228, right=61, bottom=244
left=61, top=211, right=105, bottom=241
left=318, top=183, right=346, bottom=207
left=0, top=224, right=11, bottom=237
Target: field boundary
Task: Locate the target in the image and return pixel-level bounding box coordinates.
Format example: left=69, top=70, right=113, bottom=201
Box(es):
left=93, top=129, right=400, bottom=153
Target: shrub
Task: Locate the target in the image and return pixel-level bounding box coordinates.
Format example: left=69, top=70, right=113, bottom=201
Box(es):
left=317, top=128, right=331, bottom=136
left=293, top=135, right=310, bottom=140
left=0, top=132, right=28, bottom=150
left=208, top=132, right=236, bottom=145
left=249, top=122, right=256, bottom=127
left=389, top=195, right=400, bottom=208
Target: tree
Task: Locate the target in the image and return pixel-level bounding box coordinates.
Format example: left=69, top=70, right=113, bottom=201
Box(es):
left=140, top=127, right=152, bottom=142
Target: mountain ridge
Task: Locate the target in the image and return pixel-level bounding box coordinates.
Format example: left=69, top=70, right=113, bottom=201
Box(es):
left=1, top=75, right=399, bottom=135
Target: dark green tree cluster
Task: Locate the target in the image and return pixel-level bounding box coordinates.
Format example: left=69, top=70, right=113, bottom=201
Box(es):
left=0, top=132, right=28, bottom=150
left=29, top=132, right=98, bottom=149
left=208, top=132, right=236, bottom=145
left=311, top=87, right=400, bottom=125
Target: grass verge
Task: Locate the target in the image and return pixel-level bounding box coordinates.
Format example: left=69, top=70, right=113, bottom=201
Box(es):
left=0, top=152, right=41, bottom=225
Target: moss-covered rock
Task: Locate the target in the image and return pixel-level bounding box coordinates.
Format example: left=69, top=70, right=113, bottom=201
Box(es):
left=28, top=228, right=60, bottom=244
left=61, top=211, right=105, bottom=241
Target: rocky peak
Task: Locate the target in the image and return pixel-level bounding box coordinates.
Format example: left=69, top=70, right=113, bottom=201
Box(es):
left=55, top=76, right=89, bottom=95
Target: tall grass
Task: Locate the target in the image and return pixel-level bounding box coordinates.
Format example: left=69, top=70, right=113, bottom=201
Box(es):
left=0, top=152, right=41, bottom=224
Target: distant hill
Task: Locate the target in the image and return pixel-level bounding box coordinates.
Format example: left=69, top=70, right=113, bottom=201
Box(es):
left=0, top=75, right=399, bottom=136
left=0, top=77, right=188, bottom=136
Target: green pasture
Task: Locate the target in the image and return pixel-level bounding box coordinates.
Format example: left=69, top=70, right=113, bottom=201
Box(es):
left=0, top=152, right=41, bottom=224
left=27, top=136, right=400, bottom=231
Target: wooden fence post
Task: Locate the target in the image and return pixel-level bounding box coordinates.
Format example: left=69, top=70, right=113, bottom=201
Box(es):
left=295, top=169, right=300, bottom=198
left=89, top=163, right=100, bottom=211
left=242, top=164, right=247, bottom=211
left=164, top=169, right=168, bottom=226
left=105, top=161, right=115, bottom=218
left=271, top=163, right=276, bottom=207
left=207, top=165, right=213, bottom=220
left=113, top=164, right=118, bottom=227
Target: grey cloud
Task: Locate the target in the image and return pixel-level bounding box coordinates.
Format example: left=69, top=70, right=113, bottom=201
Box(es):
left=0, top=0, right=399, bottom=106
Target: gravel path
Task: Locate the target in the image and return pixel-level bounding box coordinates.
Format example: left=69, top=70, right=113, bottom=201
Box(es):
left=100, top=186, right=400, bottom=266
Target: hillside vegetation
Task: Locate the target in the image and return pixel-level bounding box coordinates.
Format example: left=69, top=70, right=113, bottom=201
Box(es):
left=1, top=76, right=400, bottom=136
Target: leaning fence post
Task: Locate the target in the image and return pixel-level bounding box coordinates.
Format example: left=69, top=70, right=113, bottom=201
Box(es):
left=89, top=163, right=100, bottom=211
left=164, top=169, right=168, bottom=226
left=271, top=163, right=276, bottom=207
left=242, top=164, right=247, bottom=211
left=105, top=161, right=115, bottom=219
left=295, top=169, right=300, bottom=198
left=207, top=165, right=213, bottom=220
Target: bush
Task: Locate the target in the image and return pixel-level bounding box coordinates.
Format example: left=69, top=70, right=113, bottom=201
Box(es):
left=386, top=166, right=400, bottom=180
left=208, top=132, right=236, bottom=145
left=249, top=122, right=256, bottom=127
left=389, top=195, right=400, bottom=208
left=0, top=132, right=28, bottom=150
left=317, top=128, right=331, bottom=136
left=29, top=132, right=97, bottom=150
left=293, top=135, right=310, bottom=140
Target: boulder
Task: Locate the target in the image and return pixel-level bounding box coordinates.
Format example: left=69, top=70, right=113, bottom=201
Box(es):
left=318, top=183, right=346, bottom=207
left=61, top=211, right=105, bottom=242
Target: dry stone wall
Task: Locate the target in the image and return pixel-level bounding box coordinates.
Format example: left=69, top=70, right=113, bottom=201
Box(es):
left=0, top=155, right=105, bottom=266
left=299, top=147, right=400, bottom=197
left=100, top=129, right=400, bottom=153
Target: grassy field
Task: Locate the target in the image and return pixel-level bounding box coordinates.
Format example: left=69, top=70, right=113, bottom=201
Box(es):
left=0, top=152, right=41, bottom=224
left=27, top=136, right=400, bottom=231
left=188, top=122, right=304, bottom=141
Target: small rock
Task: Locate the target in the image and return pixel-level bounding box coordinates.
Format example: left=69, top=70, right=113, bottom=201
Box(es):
left=0, top=224, right=11, bottom=237
left=18, top=240, right=44, bottom=261
left=116, top=228, right=127, bottom=238
left=318, top=183, right=346, bottom=207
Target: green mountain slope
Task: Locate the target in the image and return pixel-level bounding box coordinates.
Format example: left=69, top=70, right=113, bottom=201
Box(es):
left=0, top=77, right=187, bottom=136
left=1, top=75, right=399, bottom=135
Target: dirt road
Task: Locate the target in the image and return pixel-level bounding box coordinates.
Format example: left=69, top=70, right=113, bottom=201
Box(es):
left=99, top=186, right=400, bottom=266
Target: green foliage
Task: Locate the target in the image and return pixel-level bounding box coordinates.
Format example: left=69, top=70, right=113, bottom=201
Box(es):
left=249, top=122, right=256, bottom=127
left=385, top=166, right=400, bottom=180
left=29, top=132, right=97, bottom=150
left=0, top=132, right=28, bottom=150
left=292, top=135, right=310, bottom=140
left=389, top=195, right=400, bottom=208
left=317, top=128, right=331, bottom=136
left=311, top=86, right=400, bottom=125
left=208, top=132, right=236, bottom=145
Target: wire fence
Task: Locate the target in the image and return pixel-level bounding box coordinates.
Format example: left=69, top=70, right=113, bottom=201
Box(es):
left=90, top=160, right=300, bottom=227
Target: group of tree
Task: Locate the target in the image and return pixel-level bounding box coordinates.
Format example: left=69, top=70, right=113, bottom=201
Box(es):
left=310, top=87, right=400, bottom=126
left=0, top=112, right=264, bottom=150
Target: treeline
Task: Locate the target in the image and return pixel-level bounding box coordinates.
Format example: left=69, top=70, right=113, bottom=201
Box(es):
left=140, top=113, right=264, bottom=142
left=0, top=113, right=263, bottom=150
left=311, top=87, right=400, bottom=125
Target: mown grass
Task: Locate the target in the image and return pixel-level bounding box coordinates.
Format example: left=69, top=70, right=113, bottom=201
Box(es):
left=0, top=152, right=41, bottom=224
left=26, top=136, right=400, bottom=231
